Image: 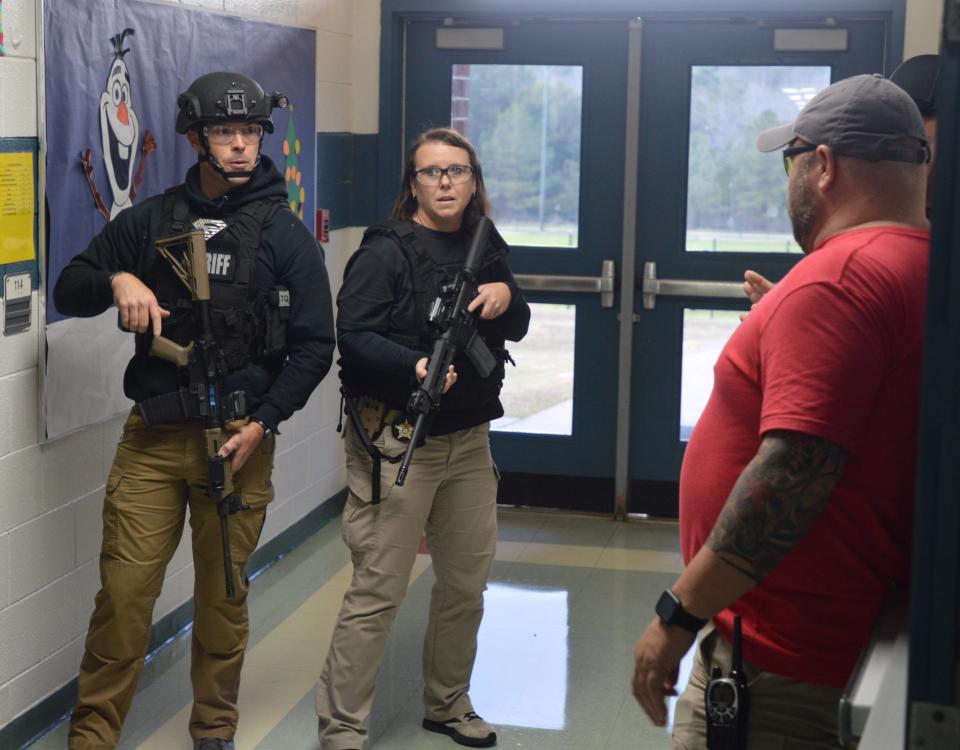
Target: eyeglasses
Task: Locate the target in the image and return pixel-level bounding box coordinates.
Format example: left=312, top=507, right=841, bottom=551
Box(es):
left=204, top=123, right=263, bottom=146
left=782, top=144, right=817, bottom=176
left=414, top=164, right=474, bottom=185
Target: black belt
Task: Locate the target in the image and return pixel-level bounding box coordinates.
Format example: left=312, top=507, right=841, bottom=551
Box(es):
left=137, top=388, right=247, bottom=427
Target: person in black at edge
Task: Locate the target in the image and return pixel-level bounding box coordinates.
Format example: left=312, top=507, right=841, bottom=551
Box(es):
left=315, top=127, right=531, bottom=750
left=54, top=72, right=334, bottom=750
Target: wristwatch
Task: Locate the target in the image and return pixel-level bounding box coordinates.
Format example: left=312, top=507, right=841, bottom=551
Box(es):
left=655, top=590, right=708, bottom=633
left=250, top=417, right=273, bottom=438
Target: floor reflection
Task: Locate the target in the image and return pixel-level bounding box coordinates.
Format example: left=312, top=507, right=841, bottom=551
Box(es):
left=471, top=582, right=569, bottom=730
left=24, top=510, right=685, bottom=749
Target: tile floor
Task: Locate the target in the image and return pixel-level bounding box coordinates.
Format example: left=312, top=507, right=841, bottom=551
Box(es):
left=27, top=509, right=691, bottom=750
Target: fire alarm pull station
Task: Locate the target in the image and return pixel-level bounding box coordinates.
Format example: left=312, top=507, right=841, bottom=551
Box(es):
left=316, top=208, right=330, bottom=243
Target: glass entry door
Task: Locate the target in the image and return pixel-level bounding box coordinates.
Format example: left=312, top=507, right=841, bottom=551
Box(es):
left=398, top=15, right=888, bottom=515
left=403, top=19, right=629, bottom=505
left=626, top=18, right=886, bottom=515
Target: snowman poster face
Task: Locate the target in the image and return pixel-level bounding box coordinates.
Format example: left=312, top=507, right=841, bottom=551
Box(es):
left=79, top=27, right=156, bottom=222
left=98, top=29, right=142, bottom=218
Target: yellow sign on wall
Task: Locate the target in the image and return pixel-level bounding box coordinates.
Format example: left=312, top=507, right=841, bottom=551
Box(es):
left=0, top=151, right=36, bottom=264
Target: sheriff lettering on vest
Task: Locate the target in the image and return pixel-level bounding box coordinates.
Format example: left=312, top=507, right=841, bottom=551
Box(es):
left=315, top=127, right=531, bottom=750
left=53, top=71, right=335, bottom=750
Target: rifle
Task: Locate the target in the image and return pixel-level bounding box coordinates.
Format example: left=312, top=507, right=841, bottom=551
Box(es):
left=150, top=230, right=250, bottom=598
left=396, top=216, right=498, bottom=485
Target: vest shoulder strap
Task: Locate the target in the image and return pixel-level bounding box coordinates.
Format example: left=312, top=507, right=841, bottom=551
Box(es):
left=361, top=218, right=419, bottom=250
left=161, top=185, right=191, bottom=233
left=360, top=219, right=437, bottom=294
left=237, top=195, right=288, bottom=227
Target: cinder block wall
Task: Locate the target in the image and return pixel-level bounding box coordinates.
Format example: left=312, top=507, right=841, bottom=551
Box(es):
left=0, top=0, right=380, bottom=729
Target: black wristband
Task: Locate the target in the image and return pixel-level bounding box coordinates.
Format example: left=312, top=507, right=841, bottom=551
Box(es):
left=655, top=590, right=708, bottom=633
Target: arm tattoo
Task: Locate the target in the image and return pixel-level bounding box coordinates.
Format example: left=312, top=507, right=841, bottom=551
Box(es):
left=706, top=430, right=848, bottom=582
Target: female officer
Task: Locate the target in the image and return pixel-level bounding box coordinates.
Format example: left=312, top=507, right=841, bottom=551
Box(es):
left=315, top=127, right=530, bottom=750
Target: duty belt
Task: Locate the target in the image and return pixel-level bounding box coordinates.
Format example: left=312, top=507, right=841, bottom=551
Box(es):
left=137, top=388, right=247, bottom=427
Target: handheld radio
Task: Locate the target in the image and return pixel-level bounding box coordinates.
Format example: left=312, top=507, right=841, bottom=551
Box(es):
left=705, top=615, right=749, bottom=750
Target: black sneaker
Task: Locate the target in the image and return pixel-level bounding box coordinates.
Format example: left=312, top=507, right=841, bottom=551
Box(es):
left=423, top=712, right=497, bottom=747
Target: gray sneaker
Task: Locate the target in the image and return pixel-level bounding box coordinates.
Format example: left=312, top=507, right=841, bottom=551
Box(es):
left=423, top=712, right=497, bottom=747
left=193, top=739, right=235, bottom=750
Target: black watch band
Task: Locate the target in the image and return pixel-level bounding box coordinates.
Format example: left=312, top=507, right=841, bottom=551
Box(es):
left=655, top=590, right=708, bottom=633
left=250, top=417, right=272, bottom=438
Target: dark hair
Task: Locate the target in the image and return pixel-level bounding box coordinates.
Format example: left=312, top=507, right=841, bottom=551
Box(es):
left=391, top=127, right=490, bottom=227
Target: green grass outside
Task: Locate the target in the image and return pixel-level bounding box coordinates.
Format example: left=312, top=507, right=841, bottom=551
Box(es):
left=499, top=303, right=575, bottom=420
left=498, top=225, right=800, bottom=254
left=500, top=227, right=579, bottom=248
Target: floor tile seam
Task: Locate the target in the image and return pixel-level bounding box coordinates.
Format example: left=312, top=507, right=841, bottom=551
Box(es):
left=250, top=632, right=333, bottom=644
left=250, top=622, right=429, bottom=747
left=368, top=680, right=426, bottom=745
left=245, top=562, right=353, bottom=647
left=241, top=663, right=324, bottom=675
left=502, top=541, right=682, bottom=572
left=135, top=559, right=434, bottom=747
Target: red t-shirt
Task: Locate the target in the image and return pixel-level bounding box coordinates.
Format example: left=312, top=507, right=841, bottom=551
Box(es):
left=679, top=226, right=929, bottom=687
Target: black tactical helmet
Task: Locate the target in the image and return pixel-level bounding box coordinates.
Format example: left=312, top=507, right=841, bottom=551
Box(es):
left=175, top=71, right=287, bottom=134
left=890, top=54, right=940, bottom=117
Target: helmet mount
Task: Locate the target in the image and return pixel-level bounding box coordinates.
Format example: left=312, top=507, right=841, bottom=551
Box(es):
left=176, top=71, right=288, bottom=180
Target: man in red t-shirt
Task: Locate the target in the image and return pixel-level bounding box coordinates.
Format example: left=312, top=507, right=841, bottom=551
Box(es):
left=632, top=74, right=931, bottom=749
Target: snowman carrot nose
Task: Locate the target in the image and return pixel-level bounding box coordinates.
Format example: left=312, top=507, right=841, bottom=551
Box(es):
left=118, top=101, right=129, bottom=125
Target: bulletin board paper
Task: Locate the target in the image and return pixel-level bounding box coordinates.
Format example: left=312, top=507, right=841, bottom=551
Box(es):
left=0, top=152, right=36, bottom=264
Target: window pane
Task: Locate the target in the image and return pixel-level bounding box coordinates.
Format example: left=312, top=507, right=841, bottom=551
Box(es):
left=680, top=309, right=742, bottom=440
left=686, top=66, right=831, bottom=254
left=493, top=303, right=574, bottom=435
left=452, top=64, right=583, bottom=249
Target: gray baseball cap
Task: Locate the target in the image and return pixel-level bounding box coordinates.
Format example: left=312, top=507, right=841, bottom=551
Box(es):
left=756, top=73, right=929, bottom=164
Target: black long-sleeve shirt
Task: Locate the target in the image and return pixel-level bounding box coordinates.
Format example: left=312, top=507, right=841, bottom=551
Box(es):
left=337, top=222, right=530, bottom=434
left=53, top=156, right=335, bottom=432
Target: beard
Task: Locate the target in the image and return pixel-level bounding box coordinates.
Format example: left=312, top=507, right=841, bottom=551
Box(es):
left=787, top=166, right=819, bottom=253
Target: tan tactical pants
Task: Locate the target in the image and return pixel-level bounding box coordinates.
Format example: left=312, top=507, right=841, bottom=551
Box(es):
left=68, top=411, right=275, bottom=750
left=672, top=625, right=845, bottom=750
left=315, top=419, right=499, bottom=750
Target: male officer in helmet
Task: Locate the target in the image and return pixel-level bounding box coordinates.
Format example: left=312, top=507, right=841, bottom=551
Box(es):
left=55, top=71, right=335, bottom=750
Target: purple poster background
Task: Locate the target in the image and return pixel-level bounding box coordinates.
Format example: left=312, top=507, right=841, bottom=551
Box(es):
left=44, top=0, right=317, bottom=325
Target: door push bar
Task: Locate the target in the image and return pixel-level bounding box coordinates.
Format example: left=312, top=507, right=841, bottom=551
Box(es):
left=641, top=261, right=744, bottom=310
left=514, top=260, right=616, bottom=308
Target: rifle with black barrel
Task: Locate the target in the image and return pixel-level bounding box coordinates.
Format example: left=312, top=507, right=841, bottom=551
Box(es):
left=396, top=215, right=498, bottom=485
left=149, top=229, right=249, bottom=598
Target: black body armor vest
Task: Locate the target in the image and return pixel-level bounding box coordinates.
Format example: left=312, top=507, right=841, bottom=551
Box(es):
left=341, top=219, right=511, bottom=411
left=143, top=187, right=291, bottom=377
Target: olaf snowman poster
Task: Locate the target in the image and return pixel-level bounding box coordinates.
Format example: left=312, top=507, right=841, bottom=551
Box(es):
left=84, top=27, right=156, bottom=221
left=43, top=1, right=316, bottom=439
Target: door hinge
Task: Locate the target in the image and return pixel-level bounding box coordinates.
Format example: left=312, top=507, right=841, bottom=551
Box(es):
left=909, top=702, right=960, bottom=749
